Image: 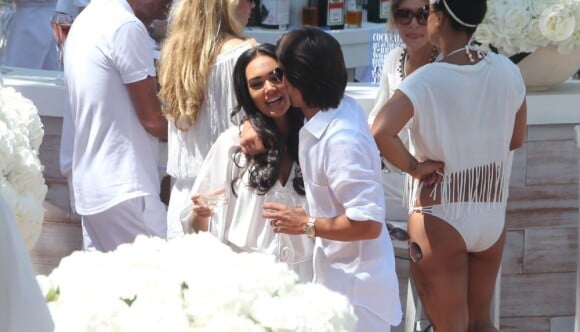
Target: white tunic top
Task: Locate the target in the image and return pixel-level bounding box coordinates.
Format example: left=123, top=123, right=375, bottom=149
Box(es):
left=166, top=41, right=253, bottom=238
left=298, top=96, right=402, bottom=326
left=64, top=0, right=161, bottom=215
left=399, top=52, right=526, bottom=218
left=181, top=127, right=314, bottom=282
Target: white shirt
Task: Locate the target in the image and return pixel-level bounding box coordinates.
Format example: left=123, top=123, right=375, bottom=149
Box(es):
left=64, top=0, right=160, bottom=215
left=298, top=95, right=402, bottom=325
left=181, top=127, right=314, bottom=282
left=0, top=197, right=54, bottom=332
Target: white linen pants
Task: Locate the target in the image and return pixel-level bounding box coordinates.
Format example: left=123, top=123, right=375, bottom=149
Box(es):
left=81, top=195, right=167, bottom=252
left=5, top=1, right=58, bottom=70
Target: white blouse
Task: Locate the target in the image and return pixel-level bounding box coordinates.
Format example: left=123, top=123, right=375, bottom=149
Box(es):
left=181, top=127, right=314, bottom=282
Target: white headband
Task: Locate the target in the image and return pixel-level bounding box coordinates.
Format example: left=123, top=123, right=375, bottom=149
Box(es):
left=430, top=0, right=477, bottom=28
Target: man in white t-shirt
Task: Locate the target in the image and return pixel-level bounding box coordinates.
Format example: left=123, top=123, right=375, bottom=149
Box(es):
left=64, top=0, right=170, bottom=252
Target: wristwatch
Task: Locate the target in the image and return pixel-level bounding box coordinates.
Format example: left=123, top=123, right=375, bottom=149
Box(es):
left=305, top=216, right=316, bottom=239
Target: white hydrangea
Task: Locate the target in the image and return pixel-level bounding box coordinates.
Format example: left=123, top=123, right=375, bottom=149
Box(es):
left=38, top=233, right=357, bottom=332
left=475, top=0, right=580, bottom=56
left=0, top=86, right=46, bottom=249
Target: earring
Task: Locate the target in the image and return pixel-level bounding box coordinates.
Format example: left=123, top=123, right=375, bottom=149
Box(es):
left=436, top=20, right=440, bottom=26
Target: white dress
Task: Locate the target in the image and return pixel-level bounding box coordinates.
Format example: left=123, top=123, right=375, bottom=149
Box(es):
left=180, top=127, right=314, bottom=282
left=166, top=41, right=253, bottom=240
left=0, top=196, right=54, bottom=332
left=368, top=46, right=410, bottom=222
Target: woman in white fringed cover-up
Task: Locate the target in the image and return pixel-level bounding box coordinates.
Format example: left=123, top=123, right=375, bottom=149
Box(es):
left=372, top=0, right=527, bottom=330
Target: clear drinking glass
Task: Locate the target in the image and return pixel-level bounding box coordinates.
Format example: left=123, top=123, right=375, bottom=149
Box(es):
left=264, top=188, right=295, bottom=263
left=197, top=178, right=228, bottom=241
left=0, top=3, right=14, bottom=73
left=50, top=12, right=73, bottom=82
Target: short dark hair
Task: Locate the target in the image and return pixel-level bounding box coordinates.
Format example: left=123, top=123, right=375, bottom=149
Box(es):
left=433, top=0, right=486, bottom=35
left=276, top=27, right=347, bottom=111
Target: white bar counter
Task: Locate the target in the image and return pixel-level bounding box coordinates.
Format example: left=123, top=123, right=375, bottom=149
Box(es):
left=2, top=66, right=580, bottom=127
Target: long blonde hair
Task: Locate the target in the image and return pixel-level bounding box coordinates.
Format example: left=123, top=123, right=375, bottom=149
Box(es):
left=158, top=0, right=246, bottom=130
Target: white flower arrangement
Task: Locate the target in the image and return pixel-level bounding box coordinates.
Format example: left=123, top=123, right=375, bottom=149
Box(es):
left=36, top=233, right=357, bottom=332
left=474, top=0, right=580, bottom=56
left=0, top=86, right=46, bottom=249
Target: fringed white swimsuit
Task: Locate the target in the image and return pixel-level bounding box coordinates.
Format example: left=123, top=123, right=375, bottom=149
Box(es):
left=398, top=52, right=526, bottom=252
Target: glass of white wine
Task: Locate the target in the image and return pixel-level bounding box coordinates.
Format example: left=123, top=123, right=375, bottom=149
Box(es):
left=264, top=188, right=295, bottom=263
left=198, top=179, right=228, bottom=241
left=50, top=12, right=73, bottom=83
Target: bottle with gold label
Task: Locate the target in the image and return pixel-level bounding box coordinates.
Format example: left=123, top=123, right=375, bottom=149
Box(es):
left=367, top=0, right=389, bottom=23
left=318, top=0, right=345, bottom=30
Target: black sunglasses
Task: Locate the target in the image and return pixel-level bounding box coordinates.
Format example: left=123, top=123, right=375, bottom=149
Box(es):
left=248, top=67, right=284, bottom=90
left=394, top=5, right=429, bottom=26
left=387, top=223, right=423, bottom=263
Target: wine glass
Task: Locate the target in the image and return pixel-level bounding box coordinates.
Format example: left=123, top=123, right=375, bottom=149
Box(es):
left=50, top=12, right=73, bottom=83
left=0, top=3, right=14, bottom=73
left=264, top=188, right=295, bottom=263
left=198, top=180, right=228, bottom=241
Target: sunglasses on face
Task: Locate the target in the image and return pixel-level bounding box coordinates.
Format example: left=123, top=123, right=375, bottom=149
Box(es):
left=248, top=67, right=284, bottom=90
left=394, top=5, right=429, bottom=26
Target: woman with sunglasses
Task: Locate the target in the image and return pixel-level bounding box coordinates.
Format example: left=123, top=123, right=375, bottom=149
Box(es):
left=369, top=0, right=437, bottom=225
left=181, top=44, right=314, bottom=282
left=372, top=0, right=527, bottom=330
left=158, top=0, right=257, bottom=240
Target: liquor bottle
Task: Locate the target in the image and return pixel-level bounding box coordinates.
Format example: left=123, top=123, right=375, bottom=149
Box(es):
left=260, top=0, right=291, bottom=30
left=247, top=0, right=261, bottom=27
left=367, top=0, right=388, bottom=23
left=318, top=0, right=345, bottom=30
left=302, top=0, right=319, bottom=27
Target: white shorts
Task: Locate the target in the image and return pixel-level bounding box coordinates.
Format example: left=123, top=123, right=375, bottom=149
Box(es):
left=81, top=195, right=167, bottom=252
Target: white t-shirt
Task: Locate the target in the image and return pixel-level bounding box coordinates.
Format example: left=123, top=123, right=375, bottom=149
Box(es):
left=181, top=127, right=314, bottom=282
left=64, top=0, right=160, bottom=215
left=399, top=52, right=526, bottom=217
left=298, top=95, right=402, bottom=326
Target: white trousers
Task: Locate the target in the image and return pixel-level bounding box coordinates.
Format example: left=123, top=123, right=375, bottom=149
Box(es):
left=81, top=195, right=167, bottom=252
left=5, top=1, right=58, bottom=70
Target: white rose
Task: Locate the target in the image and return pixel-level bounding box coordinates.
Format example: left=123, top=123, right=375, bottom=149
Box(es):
left=539, top=4, right=576, bottom=42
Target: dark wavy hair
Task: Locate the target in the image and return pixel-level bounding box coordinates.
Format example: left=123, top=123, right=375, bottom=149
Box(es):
left=276, top=27, right=347, bottom=111
left=230, top=43, right=305, bottom=196
left=432, top=0, right=486, bottom=35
